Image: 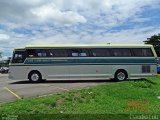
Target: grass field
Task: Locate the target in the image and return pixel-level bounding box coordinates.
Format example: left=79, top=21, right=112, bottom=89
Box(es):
left=0, top=76, right=160, bottom=119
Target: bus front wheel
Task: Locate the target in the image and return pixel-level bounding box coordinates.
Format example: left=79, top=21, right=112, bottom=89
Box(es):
left=28, top=71, right=42, bottom=83
left=114, top=70, right=127, bottom=81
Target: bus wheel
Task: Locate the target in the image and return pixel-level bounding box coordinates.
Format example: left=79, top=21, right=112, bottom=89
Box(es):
left=114, top=70, right=127, bottom=81
left=28, top=71, right=42, bottom=83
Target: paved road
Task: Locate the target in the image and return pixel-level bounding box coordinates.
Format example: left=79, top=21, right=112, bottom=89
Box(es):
left=0, top=74, right=112, bottom=102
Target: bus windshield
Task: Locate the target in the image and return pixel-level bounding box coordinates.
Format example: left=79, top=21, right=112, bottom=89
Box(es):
left=11, top=50, right=26, bottom=63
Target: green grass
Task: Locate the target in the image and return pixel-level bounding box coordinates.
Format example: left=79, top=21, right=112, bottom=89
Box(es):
left=0, top=76, right=160, bottom=119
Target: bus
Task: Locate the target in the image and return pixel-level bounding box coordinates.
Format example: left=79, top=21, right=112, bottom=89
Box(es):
left=9, top=44, right=158, bottom=82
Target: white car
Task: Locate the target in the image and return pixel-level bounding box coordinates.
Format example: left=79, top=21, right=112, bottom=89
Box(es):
left=0, top=67, right=9, bottom=74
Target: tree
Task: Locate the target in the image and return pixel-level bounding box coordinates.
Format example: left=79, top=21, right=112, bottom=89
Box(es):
left=143, top=33, right=160, bottom=57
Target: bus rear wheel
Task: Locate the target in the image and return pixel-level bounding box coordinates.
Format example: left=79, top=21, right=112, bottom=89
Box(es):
left=114, top=70, right=127, bottom=81
left=28, top=71, right=42, bottom=83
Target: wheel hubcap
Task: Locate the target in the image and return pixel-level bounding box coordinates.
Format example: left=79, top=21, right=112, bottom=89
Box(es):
left=31, top=73, right=39, bottom=81
left=117, top=72, right=125, bottom=80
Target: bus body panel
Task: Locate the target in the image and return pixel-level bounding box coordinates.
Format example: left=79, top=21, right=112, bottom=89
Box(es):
left=9, top=64, right=157, bottom=80
left=9, top=66, right=28, bottom=80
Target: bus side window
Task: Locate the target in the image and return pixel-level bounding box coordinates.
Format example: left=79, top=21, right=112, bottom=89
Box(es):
left=80, top=53, right=87, bottom=56
left=27, top=49, right=36, bottom=57
left=69, top=49, right=89, bottom=57
left=112, top=48, right=132, bottom=57
left=48, top=49, right=68, bottom=57
left=36, top=49, right=47, bottom=57
left=132, top=48, right=153, bottom=57
left=37, top=52, right=46, bottom=57
left=72, top=53, right=79, bottom=57
left=79, top=49, right=89, bottom=57
left=142, top=49, right=153, bottom=57
left=91, top=48, right=111, bottom=57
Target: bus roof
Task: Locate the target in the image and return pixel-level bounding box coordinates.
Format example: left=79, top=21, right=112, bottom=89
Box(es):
left=25, top=44, right=153, bottom=48
left=14, top=44, right=153, bottom=50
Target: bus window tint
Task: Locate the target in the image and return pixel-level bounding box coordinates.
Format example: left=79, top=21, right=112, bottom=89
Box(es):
left=142, top=49, right=154, bottom=57
left=36, top=49, right=47, bottom=57
left=12, top=51, right=25, bottom=63
left=132, top=48, right=153, bottom=57
left=48, top=49, right=68, bottom=57
left=27, top=49, right=36, bottom=57
left=80, top=53, right=87, bottom=56
left=72, top=52, right=79, bottom=57
left=91, top=48, right=111, bottom=57
left=112, top=48, right=132, bottom=57
left=69, top=49, right=89, bottom=57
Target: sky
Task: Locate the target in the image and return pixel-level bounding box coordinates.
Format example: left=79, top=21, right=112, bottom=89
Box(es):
left=0, top=0, right=160, bottom=57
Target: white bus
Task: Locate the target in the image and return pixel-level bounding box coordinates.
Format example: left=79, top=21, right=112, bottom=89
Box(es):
left=9, top=44, right=157, bottom=82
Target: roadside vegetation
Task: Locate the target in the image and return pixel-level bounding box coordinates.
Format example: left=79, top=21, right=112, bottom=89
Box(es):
left=0, top=76, right=160, bottom=119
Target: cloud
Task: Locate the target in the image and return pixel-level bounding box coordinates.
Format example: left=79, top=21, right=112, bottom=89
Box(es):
left=31, top=3, right=87, bottom=25
left=0, top=0, right=87, bottom=25
left=0, top=0, right=159, bottom=27
left=0, top=34, right=10, bottom=44
left=52, top=0, right=160, bottom=26
left=22, top=26, right=160, bottom=45
left=0, top=0, right=159, bottom=57
left=0, top=34, right=10, bottom=40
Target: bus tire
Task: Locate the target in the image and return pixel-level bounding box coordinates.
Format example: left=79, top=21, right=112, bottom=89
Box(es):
left=114, top=70, right=127, bottom=81
left=28, top=71, right=42, bottom=83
